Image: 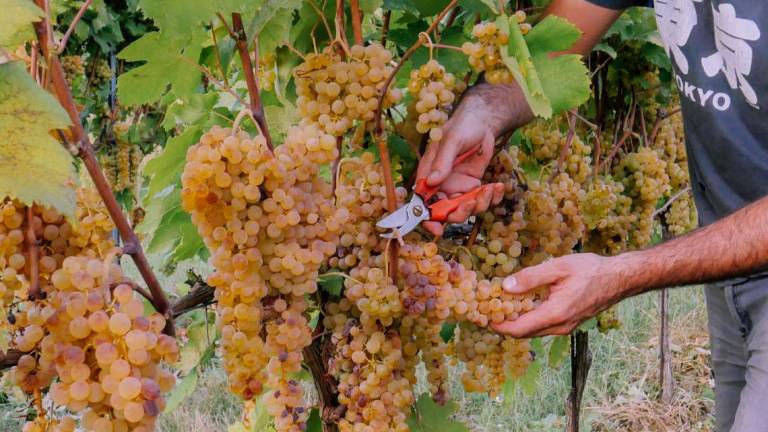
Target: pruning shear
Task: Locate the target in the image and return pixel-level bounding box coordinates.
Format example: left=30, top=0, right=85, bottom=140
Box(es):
left=376, top=145, right=485, bottom=238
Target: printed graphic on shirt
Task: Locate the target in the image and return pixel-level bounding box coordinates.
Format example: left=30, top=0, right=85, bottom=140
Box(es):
left=654, top=1, right=762, bottom=108
left=701, top=4, right=761, bottom=107
left=655, top=0, right=702, bottom=74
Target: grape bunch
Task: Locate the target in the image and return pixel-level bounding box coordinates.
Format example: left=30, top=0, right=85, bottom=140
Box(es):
left=294, top=44, right=403, bottom=136
left=1, top=189, right=176, bottom=432
left=61, top=55, right=85, bottom=84
left=259, top=53, right=277, bottom=92
left=407, top=59, right=458, bottom=142
left=462, top=13, right=530, bottom=85
left=182, top=123, right=348, bottom=431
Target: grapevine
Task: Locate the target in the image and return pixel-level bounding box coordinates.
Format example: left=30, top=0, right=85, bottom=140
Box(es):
left=0, top=2, right=698, bottom=432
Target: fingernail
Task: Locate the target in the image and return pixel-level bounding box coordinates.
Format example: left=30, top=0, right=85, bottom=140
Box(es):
left=503, top=277, right=517, bottom=292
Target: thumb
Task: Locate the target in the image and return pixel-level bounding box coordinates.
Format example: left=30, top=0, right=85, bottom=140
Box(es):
left=426, top=134, right=461, bottom=186
left=502, top=261, right=564, bottom=294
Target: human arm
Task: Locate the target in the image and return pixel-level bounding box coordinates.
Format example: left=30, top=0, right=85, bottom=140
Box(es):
left=492, top=195, right=768, bottom=337
left=415, top=0, right=625, bottom=235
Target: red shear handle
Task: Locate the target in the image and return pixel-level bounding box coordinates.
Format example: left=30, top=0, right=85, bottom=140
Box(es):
left=428, top=187, right=484, bottom=222
left=414, top=143, right=483, bottom=202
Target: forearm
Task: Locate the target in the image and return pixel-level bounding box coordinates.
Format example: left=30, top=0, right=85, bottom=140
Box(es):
left=459, top=0, right=624, bottom=136
left=613, top=196, right=768, bottom=296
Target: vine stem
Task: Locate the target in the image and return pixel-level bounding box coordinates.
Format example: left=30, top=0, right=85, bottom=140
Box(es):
left=25, top=207, right=40, bottom=300
left=231, top=13, right=273, bottom=150
left=32, top=0, right=175, bottom=336
left=372, top=0, right=457, bottom=285
left=349, top=0, right=363, bottom=45
left=653, top=186, right=691, bottom=218
left=56, top=0, right=93, bottom=54
left=648, top=107, right=682, bottom=145
left=381, top=11, right=392, bottom=45
left=549, top=110, right=577, bottom=182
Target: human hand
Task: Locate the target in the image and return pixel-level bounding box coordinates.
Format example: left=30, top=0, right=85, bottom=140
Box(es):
left=415, top=97, right=505, bottom=236
left=491, top=253, right=628, bottom=337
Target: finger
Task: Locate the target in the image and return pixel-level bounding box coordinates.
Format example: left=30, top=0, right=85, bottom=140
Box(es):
left=445, top=200, right=476, bottom=223
left=422, top=221, right=445, bottom=237
left=491, top=305, right=564, bottom=338
left=472, top=185, right=494, bottom=214
left=416, top=140, right=440, bottom=181
left=439, top=173, right=482, bottom=195
left=426, top=133, right=462, bottom=186
left=502, top=261, right=566, bottom=294
left=491, top=183, right=505, bottom=205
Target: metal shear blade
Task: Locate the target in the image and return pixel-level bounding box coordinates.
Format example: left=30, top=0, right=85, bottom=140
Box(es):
left=376, top=194, right=430, bottom=238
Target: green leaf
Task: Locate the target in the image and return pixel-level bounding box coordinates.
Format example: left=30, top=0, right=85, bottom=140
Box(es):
left=457, top=0, right=497, bottom=15
left=435, top=26, right=470, bottom=75
left=0, top=62, right=76, bottom=218
left=516, top=358, right=541, bottom=395
left=144, top=127, right=201, bottom=199
left=413, top=0, right=452, bottom=16
left=439, top=322, right=456, bottom=343
left=359, top=0, right=383, bottom=14
left=307, top=409, right=322, bottom=432
left=163, top=368, right=199, bottom=413
left=524, top=16, right=582, bottom=54
left=136, top=0, right=250, bottom=36
left=176, top=320, right=216, bottom=373
left=162, top=93, right=220, bottom=131
left=534, top=54, right=591, bottom=114
left=498, top=15, right=551, bottom=118
left=0, top=0, right=43, bottom=47
left=592, top=42, right=617, bottom=59
left=406, top=394, right=468, bottom=432
left=318, top=272, right=343, bottom=296
left=547, top=335, right=570, bottom=368
left=117, top=32, right=205, bottom=106
left=264, top=103, right=296, bottom=143
left=388, top=135, right=416, bottom=182
left=249, top=2, right=300, bottom=54
left=382, top=0, right=420, bottom=16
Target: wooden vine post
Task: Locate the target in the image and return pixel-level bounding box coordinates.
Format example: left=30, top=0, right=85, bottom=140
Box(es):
left=566, top=330, right=592, bottom=432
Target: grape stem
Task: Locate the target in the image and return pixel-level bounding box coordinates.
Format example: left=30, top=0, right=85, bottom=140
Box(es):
left=25, top=207, right=41, bottom=300
left=31, top=0, right=176, bottom=337
left=600, top=101, right=637, bottom=173
left=653, top=186, right=691, bottom=218
left=231, top=13, right=274, bottom=151
left=381, top=10, right=392, bottom=45
left=549, top=109, right=578, bottom=183
left=648, top=107, right=682, bottom=145
left=56, top=0, right=93, bottom=54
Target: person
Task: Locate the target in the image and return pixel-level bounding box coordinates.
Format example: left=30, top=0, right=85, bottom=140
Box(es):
left=415, top=0, right=768, bottom=430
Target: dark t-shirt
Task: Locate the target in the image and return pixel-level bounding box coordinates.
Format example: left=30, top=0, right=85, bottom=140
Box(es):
left=589, top=0, right=768, bottom=227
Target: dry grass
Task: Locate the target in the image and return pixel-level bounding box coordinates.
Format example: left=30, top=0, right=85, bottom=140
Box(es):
left=589, top=292, right=714, bottom=432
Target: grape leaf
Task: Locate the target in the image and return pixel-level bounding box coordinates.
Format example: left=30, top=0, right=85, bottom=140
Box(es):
left=457, top=0, right=497, bottom=15
left=534, top=53, right=591, bottom=115
left=163, top=368, right=199, bottom=413
left=359, top=0, right=383, bottom=14
left=136, top=0, right=253, bottom=36
left=0, top=0, right=43, bottom=47
left=117, top=31, right=205, bottom=106
left=497, top=15, right=551, bottom=118
left=248, top=1, right=301, bottom=54
left=548, top=335, right=570, bottom=368
left=307, top=409, right=322, bottom=432
left=144, top=127, right=201, bottom=199
left=524, top=16, right=582, bottom=54
left=406, top=394, right=469, bottom=432
left=382, top=0, right=420, bottom=16
left=176, top=320, right=216, bottom=374
left=0, top=61, right=76, bottom=218
left=318, top=272, right=343, bottom=296
left=439, top=322, right=456, bottom=343
left=162, top=93, right=220, bottom=132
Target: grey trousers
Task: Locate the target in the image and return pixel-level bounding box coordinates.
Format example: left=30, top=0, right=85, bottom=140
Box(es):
left=706, top=279, right=768, bottom=432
